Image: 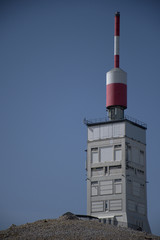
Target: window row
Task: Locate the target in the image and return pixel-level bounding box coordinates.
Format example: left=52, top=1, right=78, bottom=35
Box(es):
left=91, top=165, right=122, bottom=177
left=91, top=179, right=122, bottom=196
left=127, top=146, right=144, bottom=165
left=91, top=145, right=122, bottom=164
left=126, top=165, right=144, bottom=178
left=91, top=199, right=122, bottom=213
left=128, top=200, right=145, bottom=215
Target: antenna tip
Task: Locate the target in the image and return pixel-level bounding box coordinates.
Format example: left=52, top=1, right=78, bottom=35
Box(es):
left=115, top=11, right=120, bottom=16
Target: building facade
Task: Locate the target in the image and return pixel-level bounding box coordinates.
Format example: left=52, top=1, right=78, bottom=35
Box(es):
left=85, top=118, right=150, bottom=232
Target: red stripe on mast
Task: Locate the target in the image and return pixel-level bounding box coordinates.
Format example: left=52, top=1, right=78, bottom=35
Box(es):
left=114, top=55, right=119, bottom=68
left=114, top=12, right=120, bottom=36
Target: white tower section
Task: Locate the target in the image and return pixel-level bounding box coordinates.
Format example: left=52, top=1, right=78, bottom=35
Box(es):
left=85, top=118, right=151, bottom=232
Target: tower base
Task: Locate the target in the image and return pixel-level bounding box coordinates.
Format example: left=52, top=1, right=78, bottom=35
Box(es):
left=107, top=107, right=124, bottom=121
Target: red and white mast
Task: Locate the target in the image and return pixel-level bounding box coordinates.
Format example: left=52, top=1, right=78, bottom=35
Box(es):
left=114, top=12, right=120, bottom=68
left=106, top=12, right=127, bottom=120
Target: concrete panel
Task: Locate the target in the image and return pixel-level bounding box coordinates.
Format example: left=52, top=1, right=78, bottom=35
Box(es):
left=128, top=200, right=136, bottom=212
left=114, top=149, right=122, bottom=161
left=115, top=183, right=122, bottom=194
left=91, top=167, right=103, bottom=177
left=88, top=122, right=125, bottom=141
left=92, top=152, right=98, bottom=163
left=92, top=201, right=103, bottom=212
left=133, top=182, right=140, bottom=196
left=113, top=123, right=125, bottom=137
left=138, top=203, right=145, bottom=215
left=100, top=125, right=112, bottom=139
left=100, top=180, right=113, bottom=195
left=125, top=121, right=146, bottom=144
left=91, top=182, right=98, bottom=196
left=88, top=127, right=93, bottom=141
left=100, top=147, right=113, bottom=162
left=132, top=147, right=139, bottom=163
left=140, top=151, right=144, bottom=165
left=93, top=127, right=99, bottom=140
left=110, top=199, right=122, bottom=211
left=109, top=165, right=122, bottom=175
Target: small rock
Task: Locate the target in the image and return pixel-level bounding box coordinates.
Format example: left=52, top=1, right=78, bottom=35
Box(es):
left=60, top=212, right=79, bottom=220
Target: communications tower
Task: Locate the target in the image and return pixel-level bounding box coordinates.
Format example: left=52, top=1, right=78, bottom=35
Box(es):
left=84, top=12, right=151, bottom=232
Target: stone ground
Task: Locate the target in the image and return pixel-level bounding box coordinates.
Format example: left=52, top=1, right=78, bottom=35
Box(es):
left=0, top=213, right=160, bottom=240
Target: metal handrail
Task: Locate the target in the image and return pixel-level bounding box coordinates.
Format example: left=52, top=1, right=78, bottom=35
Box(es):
left=84, top=115, right=147, bottom=129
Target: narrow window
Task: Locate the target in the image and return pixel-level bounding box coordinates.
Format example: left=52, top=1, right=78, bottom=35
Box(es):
left=91, top=148, right=98, bottom=163
left=91, top=181, right=98, bottom=196
left=105, top=201, right=108, bottom=211
left=114, top=179, right=122, bottom=194
left=114, top=149, right=122, bottom=161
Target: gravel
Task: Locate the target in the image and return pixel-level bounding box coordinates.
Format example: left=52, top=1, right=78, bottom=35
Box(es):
left=0, top=213, right=160, bottom=240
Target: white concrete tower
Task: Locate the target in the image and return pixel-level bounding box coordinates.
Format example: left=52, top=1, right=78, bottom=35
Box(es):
left=84, top=12, right=151, bottom=233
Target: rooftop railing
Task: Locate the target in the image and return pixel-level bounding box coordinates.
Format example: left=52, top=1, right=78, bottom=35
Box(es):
left=84, top=114, right=147, bottom=129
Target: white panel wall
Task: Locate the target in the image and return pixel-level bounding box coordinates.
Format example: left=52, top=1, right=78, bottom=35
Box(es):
left=88, top=127, right=94, bottom=141
left=100, top=125, right=112, bottom=139
left=93, top=127, right=99, bottom=140
left=88, top=121, right=146, bottom=144
left=88, top=122, right=125, bottom=141
left=113, top=123, right=125, bottom=137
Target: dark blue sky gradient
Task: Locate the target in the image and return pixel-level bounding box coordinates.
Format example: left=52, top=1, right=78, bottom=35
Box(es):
left=0, top=0, right=160, bottom=235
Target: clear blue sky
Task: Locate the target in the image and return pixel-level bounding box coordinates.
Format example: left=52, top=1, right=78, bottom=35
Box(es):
left=0, top=0, right=160, bottom=236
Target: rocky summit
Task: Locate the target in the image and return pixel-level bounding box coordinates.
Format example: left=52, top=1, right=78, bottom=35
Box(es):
left=0, top=213, right=160, bottom=240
